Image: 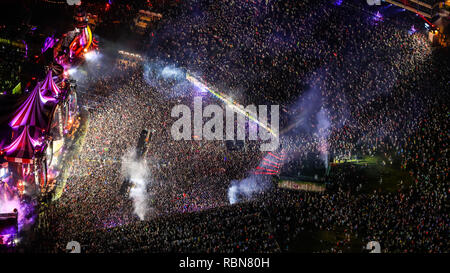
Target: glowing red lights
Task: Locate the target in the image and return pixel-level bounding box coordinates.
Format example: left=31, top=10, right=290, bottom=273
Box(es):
left=253, top=150, right=286, bottom=176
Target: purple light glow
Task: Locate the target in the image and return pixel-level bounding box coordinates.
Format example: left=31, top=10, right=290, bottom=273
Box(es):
left=0, top=195, right=36, bottom=234
left=22, top=40, right=28, bottom=58
left=408, top=25, right=417, bottom=35
left=371, top=11, right=384, bottom=25
left=79, top=28, right=88, bottom=48
left=375, top=11, right=383, bottom=20
left=41, top=36, right=56, bottom=54
left=0, top=198, right=19, bottom=214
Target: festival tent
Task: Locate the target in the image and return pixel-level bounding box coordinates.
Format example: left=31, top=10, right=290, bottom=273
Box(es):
left=9, top=82, right=57, bottom=129
left=0, top=94, right=27, bottom=149
left=2, top=126, right=43, bottom=164
left=39, top=70, right=61, bottom=97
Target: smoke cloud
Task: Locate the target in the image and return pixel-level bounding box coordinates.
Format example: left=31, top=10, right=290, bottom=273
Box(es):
left=228, top=174, right=272, bottom=204
left=0, top=195, right=35, bottom=232
left=161, top=65, right=184, bottom=80
left=143, top=61, right=191, bottom=98
left=278, top=83, right=332, bottom=170
left=316, top=108, right=331, bottom=168
left=121, top=149, right=152, bottom=220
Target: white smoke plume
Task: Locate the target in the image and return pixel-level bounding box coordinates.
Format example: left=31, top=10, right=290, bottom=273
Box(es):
left=316, top=108, right=331, bottom=168
left=121, top=149, right=151, bottom=220
left=161, top=65, right=184, bottom=80
left=143, top=62, right=189, bottom=98
left=281, top=84, right=331, bottom=169
left=228, top=174, right=271, bottom=204
left=0, top=194, right=36, bottom=231
left=0, top=195, right=20, bottom=214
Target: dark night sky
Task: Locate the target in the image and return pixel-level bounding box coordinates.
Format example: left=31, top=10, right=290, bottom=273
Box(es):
left=0, top=0, right=74, bottom=36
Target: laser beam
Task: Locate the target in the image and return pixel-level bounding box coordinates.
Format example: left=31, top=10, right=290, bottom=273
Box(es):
left=186, top=73, right=278, bottom=138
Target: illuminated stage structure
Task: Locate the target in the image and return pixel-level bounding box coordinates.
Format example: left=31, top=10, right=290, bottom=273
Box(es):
left=53, top=5, right=98, bottom=68
left=384, top=0, right=443, bottom=18
left=0, top=5, right=96, bottom=218
left=0, top=70, right=76, bottom=197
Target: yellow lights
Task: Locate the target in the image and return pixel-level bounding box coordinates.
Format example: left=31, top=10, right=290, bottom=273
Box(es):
left=118, top=50, right=143, bottom=60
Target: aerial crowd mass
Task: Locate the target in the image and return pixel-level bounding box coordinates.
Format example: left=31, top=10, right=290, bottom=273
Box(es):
left=13, top=0, right=448, bottom=253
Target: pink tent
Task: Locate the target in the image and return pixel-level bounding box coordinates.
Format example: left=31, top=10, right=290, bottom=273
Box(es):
left=2, top=126, right=43, bottom=163
left=40, top=70, right=61, bottom=97
left=9, top=83, right=57, bottom=129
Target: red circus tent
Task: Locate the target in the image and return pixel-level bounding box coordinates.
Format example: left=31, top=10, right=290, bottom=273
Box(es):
left=2, top=126, right=43, bottom=163
left=40, top=70, right=61, bottom=97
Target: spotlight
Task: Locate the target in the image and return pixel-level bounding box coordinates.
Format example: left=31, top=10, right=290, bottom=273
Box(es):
left=68, top=68, right=77, bottom=75
left=84, top=51, right=99, bottom=61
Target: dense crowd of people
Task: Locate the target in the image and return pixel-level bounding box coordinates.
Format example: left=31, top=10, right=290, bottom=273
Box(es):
left=37, top=62, right=263, bottom=252
left=28, top=0, right=449, bottom=253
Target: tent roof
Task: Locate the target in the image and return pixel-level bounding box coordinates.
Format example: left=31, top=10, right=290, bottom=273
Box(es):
left=40, top=70, right=61, bottom=97
left=2, top=126, right=43, bottom=160
left=9, top=82, right=56, bottom=129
